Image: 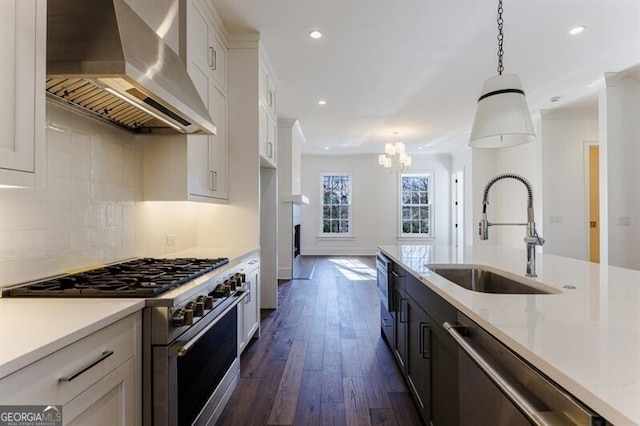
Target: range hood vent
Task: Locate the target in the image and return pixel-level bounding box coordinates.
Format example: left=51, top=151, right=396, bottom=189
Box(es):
left=46, top=0, right=216, bottom=135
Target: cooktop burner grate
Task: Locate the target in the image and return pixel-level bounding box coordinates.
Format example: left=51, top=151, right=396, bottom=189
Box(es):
left=8, top=257, right=229, bottom=297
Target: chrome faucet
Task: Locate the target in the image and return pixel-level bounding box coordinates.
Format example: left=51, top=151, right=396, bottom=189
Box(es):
left=479, top=173, right=545, bottom=277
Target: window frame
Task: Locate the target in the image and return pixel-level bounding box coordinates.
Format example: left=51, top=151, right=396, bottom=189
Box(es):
left=398, top=171, right=434, bottom=239
left=319, top=172, right=353, bottom=237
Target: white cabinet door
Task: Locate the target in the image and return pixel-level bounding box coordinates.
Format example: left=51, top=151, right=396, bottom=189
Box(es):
left=259, top=105, right=276, bottom=168
left=187, top=0, right=210, bottom=73
left=209, top=30, right=227, bottom=90
left=209, top=85, right=228, bottom=199
left=187, top=59, right=216, bottom=199
left=238, top=265, right=260, bottom=355
left=243, top=266, right=260, bottom=343
left=64, top=359, right=137, bottom=426
left=0, top=0, right=44, bottom=187
left=188, top=0, right=227, bottom=91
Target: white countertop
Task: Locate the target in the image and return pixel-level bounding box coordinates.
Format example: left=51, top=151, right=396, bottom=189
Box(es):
left=0, top=298, right=144, bottom=379
left=159, top=246, right=259, bottom=263
left=0, top=246, right=258, bottom=380
left=378, top=244, right=640, bottom=425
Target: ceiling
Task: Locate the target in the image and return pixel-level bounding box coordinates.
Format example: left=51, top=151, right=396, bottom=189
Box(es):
left=212, top=0, right=640, bottom=155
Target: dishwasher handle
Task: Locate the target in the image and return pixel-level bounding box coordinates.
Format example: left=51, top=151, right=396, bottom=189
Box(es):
left=443, top=322, right=551, bottom=426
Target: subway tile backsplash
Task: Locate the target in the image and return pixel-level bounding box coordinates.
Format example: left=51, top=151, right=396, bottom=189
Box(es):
left=0, top=102, right=202, bottom=289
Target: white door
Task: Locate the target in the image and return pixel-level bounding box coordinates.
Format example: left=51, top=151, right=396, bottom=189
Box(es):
left=452, top=169, right=464, bottom=247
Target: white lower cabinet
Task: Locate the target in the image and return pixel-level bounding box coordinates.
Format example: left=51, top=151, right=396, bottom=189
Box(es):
left=238, top=264, right=260, bottom=354
left=0, top=313, right=141, bottom=425
left=64, top=359, right=136, bottom=426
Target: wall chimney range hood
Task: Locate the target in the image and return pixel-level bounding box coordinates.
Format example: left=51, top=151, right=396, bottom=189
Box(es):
left=46, top=0, right=216, bottom=135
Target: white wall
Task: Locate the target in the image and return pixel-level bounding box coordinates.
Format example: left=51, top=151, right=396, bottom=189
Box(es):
left=0, top=102, right=208, bottom=288
left=451, top=148, right=474, bottom=246
left=300, top=153, right=451, bottom=255
left=540, top=109, right=598, bottom=260
left=451, top=118, right=545, bottom=252
left=601, top=69, right=640, bottom=269
left=277, top=119, right=305, bottom=279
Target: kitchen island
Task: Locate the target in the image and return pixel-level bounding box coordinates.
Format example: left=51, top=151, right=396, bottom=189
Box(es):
left=379, top=244, right=640, bottom=425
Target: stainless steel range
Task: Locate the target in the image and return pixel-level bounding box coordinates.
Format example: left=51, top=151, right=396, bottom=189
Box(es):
left=6, top=255, right=256, bottom=426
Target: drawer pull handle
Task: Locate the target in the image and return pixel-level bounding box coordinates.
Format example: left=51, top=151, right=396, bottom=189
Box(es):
left=59, top=350, right=114, bottom=382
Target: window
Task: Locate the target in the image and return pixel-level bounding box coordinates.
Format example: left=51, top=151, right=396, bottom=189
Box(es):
left=320, top=173, right=352, bottom=235
left=400, top=173, right=433, bottom=237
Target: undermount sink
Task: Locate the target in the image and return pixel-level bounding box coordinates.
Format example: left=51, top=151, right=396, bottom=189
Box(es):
left=425, top=265, right=561, bottom=295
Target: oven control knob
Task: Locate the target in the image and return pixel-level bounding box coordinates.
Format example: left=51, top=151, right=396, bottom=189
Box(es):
left=212, top=285, right=225, bottom=298
left=172, top=309, right=186, bottom=327
left=227, top=279, right=236, bottom=291
left=202, top=295, right=213, bottom=310
left=183, top=308, right=194, bottom=326
left=194, top=301, right=205, bottom=317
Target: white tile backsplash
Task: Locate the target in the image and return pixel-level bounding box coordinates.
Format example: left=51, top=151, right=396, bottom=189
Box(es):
left=0, top=102, right=204, bottom=289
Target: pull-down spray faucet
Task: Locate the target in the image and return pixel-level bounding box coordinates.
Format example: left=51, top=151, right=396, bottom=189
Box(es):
left=479, top=173, right=545, bottom=277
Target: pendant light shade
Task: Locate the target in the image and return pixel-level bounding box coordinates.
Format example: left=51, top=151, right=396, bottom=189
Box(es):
left=469, top=74, right=535, bottom=148
left=469, top=0, right=536, bottom=148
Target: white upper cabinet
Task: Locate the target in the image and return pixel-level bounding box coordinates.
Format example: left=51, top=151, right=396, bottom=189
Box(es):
left=188, top=0, right=227, bottom=91
left=0, top=0, right=45, bottom=187
left=259, top=61, right=276, bottom=117
left=258, top=60, right=277, bottom=168
left=143, top=0, right=228, bottom=202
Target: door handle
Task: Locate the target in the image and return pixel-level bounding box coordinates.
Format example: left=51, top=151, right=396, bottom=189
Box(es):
left=420, top=322, right=431, bottom=359
left=59, top=350, right=114, bottom=382
left=208, top=46, right=217, bottom=70
left=208, top=170, right=215, bottom=191
left=444, top=322, right=549, bottom=425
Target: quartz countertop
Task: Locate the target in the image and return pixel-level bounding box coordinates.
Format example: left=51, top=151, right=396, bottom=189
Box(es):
left=0, top=246, right=258, bottom=380
left=159, top=246, right=259, bottom=263
left=378, top=244, right=640, bottom=425
left=0, top=298, right=144, bottom=379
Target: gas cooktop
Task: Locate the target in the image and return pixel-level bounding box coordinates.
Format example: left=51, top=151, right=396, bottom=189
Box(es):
left=7, top=257, right=229, bottom=297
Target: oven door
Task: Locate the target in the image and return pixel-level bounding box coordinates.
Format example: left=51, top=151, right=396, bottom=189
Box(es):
left=153, top=303, right=239, bottom=426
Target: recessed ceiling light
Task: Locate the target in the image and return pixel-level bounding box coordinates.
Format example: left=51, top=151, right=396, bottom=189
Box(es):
left=317, top=99, right=327, bottom=106
left=569, top=26, right=585, bottom=35
left=309, top=30, right=323, bottom=39
left=418, top=146, right=423, bottom=150
left=323, top=146, right=330, bottom=150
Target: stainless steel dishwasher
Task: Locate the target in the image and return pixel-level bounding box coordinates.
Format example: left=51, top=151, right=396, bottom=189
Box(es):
left=376, top=252, right=394, bottom=345
left=444, top=313, right=605, bottom=426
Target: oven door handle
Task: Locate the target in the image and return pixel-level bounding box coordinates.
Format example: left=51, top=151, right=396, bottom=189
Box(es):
left=170, top=299, right=239, bottom=357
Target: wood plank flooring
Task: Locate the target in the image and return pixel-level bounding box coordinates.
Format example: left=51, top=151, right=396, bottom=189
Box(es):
left=216, top=256, right=422, bottom=426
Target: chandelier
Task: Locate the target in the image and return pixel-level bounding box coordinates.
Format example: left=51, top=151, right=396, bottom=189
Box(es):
left=469, top=0, right=535, bottom=148
left=378, top=141, right=412, bottom=171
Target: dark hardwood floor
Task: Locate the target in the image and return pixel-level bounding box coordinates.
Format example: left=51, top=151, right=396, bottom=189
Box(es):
left=216, top=256, right=422, bottom=426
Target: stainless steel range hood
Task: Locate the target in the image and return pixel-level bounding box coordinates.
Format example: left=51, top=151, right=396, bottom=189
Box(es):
left=46, top=0, right=216, bottom=135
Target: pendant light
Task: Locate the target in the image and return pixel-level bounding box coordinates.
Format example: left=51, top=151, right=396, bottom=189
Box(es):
left=378, top=133, right=412, bottom=171
left=469, top=0, right=535, bottom=148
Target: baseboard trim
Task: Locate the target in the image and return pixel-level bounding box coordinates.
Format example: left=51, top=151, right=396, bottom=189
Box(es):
left=278, top=267, right=292, bottom=280
left=301, top=247, right=377, bottom=256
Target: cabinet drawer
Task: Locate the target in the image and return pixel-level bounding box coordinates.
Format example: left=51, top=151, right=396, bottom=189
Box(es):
left=0, top=313, right=138, bottom=406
